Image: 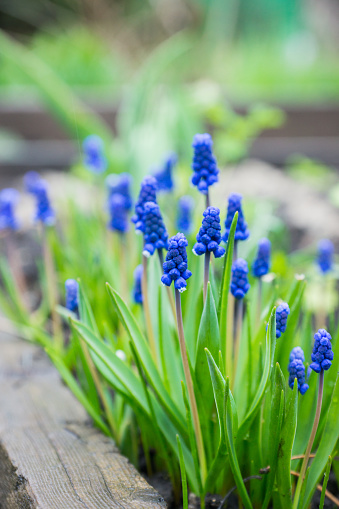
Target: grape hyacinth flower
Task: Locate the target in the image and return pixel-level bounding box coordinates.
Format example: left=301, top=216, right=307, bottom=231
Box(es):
left=27, top=177, right=55, bottom=226
left=83, top=135, right=107, bottom=174
left=131, top=176, right=157, bottom=232
left=309, top=329, right=333, bottom=373
left=317, top=239, right=334, bottom=274
left=276, top=302, right=290, bottom=339
left=222, top=193, right=249, bottom=243
left=65, top=279, right=79, bottom=313
left=141, top=202, right=169, bottom=257
left=106, top=173, right=133, bottom=211
left=132, top=265, right=143, bottom=304
left=230, top=258, right=250, bottom=300
left=192, top=207, right=226, bottom=259
left=153, top=153, right=177, bottom=192
left=253, top=238, right=271, bottom=278
left=24, top=171, right=41, bottom=193
left=0, top=189, right=20, bottom=231
left=176, top=196, right=194, bottom=234
left=161, top=233, right=192, bottom=293
left=288, top=347, right=309, bottom=395
left=191, top=133, right=219, bottom=197
left=108, top=194, right=129, bottom=233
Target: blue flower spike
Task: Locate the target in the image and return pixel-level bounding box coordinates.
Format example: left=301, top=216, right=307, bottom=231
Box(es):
left=153, top=153, right=177, bottom=192
left=131, top=176, right=157, bottom=232
left=106, top=173, right=133, bottom=211
left=176, top=196, right=194, bottom=234
left=276, top=302, right=290, bottom=338
left=310, top=329, right=333, bottom=373
left=317, top=239, right=334, bottom=274
left=26, top=175, right=55, bottom=226
left=253, top=238, right=271, bottom=278
left=191, top=133, right=219, bottom=195
left=0, top=188, right=20, bottom=231
left=133, top=265, right=143, bottom=304
left=193, top=206, right=225, bottom=259
left=65, top=279, right=79, bottom=313
left=108, top=194, right=129, bottom=233
left=288, top=347, right=309, bottom=395
left=141, top=202, right=169, bottom=258
left=83, top=135, right=107, bottom=174
left=222, top=193, right=249, bottom=243
left=230, top=258, right=250, bottom=300
left=161, top=233, right=192, bottom=293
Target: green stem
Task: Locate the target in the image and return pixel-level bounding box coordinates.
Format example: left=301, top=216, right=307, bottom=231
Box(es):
left=175, top=289, right=207, bottom=484
left=292, top=370, right=324, bottom=509
left=232, top=299, right=243, bottom=391
left=226, top=294, right=235, bottom=379
left=256, top=277, right=262, bottom=329
left=158, top=248, right=176, bottom=320
left=203, top=251, right=211, bottom=303
left=141, top=254, right=157, bottom=361
left=205, top=190, right=210, bottom=209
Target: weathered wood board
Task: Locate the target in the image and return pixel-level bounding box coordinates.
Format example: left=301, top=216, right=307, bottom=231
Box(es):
left=0, top=329, right=166, bottom=508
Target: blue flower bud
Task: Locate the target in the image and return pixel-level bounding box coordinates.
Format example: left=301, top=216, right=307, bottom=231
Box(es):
left=83, top=135, right=107, bottom=174
left=153, top=153, right=177, bottom=192
left=222, top=193, right=249, bottom=243
left=310, top=328, right=333, bottom=373
left=276, top=302, right=290, bottom=338
left=27, top=177, right=55, bottom=226
left=317, top=239, right=334, bottom=274
left=106, top=173, right=133, bottom=211
left=0, top=189, right=20, bottom=231
left=161, top=233, right=192, bottom=293
left=176, top=196, right=194, bottom=235
left=191, top=133, right=219, bottom=195
left=288, top=347, right=309, bottom=395
left=230, top=258, right=250, bottom=300
left=131, top=176, right=157, bottom=232
left=133, top=265, right=143, bottom=304
left=193, top=206, right=225, bottom=259
left=253, top=238, right=271, bottom=278
left=141, top=202, right=168, bottom=257
left=65, top=279, right=79, bottom=312
left=108, top=194, right=129, bottom=233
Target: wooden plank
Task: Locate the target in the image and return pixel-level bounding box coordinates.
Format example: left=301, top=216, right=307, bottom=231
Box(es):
left=0, top=331, right=166, bottom=508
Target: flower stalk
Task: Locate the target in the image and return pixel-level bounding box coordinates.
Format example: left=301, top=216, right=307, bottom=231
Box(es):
left=141, top=254, right=157, bottom=361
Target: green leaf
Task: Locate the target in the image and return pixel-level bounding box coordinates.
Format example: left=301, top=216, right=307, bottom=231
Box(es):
left=195, top=283, right=220, bottom=414
left=106, top=285, right=187, bottom=437
left=47, top=349, right=110, bottom=436
left=205, top=348, right=227, bottom=440
left=219, top=212, right=238, bottom=378
left=237, top=307, right=277, bottom=443
left=319, top=456, right=332, bottom=509
left=177, top=435, right=188, bottom=509
left=276, top=379, right=298, bottom=508
left=78, top=280, right=100, bottom=336
left=224, top=378, right=253, bottom=509
left=301, top=374, right=339, bottom=509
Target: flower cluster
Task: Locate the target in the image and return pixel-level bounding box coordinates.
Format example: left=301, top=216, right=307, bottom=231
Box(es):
left=310, top=329, right=333, bottom=373
left=288, top=347, right=309, bottom=395
left=83, top=135, right=107, bottom=174
left=65, top=279, right=79, bottom=313
left=276, top=302, right=290, bottom=338
left=230, top=259, right=250, bottom=300
left=108, top=194, right=129, bottom=233
left=192, top=207, right=225, bottom=258
left=131, top=176, right=157, bottom=232
left=106, top=173, right=133, bottom=211
left=176, top=196, right=194, bottom=234
left=141, top=202, right=168, bottom=257
left=252, top=238, right=271, bottom=278
left=153, top=153, right=177, bottom=192
left=25, top=173, right=55, bottom=226
left=161, top=233, right=192, bottom=292
left=133, top=265, right=143, bottom=304
left=0, top=189, right=20, bottom=231
left=222, top=193, right=249, bottom=243
left=191, top=134, right=219, bottom=195
left=317, top=239, right=334, bottom=274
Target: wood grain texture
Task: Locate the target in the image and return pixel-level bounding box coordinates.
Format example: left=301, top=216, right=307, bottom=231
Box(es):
left=0, top=330, right=166, bottom=509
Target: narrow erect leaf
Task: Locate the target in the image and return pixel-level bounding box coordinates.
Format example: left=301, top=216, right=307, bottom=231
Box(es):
left=301, top=374, right=339, bottom=509
left=276, top=379, right=298, bottom=508
left=195, top=284, right=220, bottom=414
left=219, top=212, right=238, bottom=375
left=78, top=280, right=100, bottom=336
left=177, top=435, right=188, bottom=509
left=205, top=348, right=227, bottom=440
left=319, top=456, right=332, bottom=509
